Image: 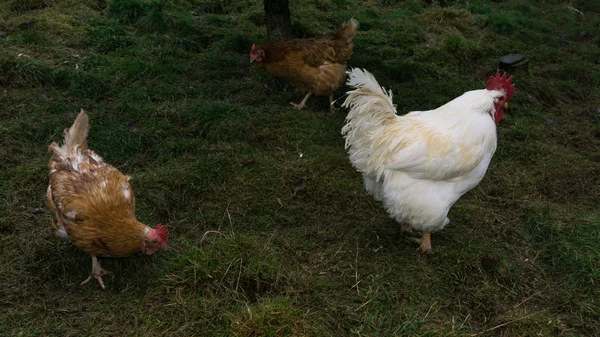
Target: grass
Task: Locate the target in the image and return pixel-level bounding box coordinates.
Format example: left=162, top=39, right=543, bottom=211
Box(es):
left=1, top=0, right=599, bottom=335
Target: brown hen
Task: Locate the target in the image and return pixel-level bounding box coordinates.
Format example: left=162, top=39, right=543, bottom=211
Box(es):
left=47, top=110, right=167, bottom=289
left=250, top=19, right=358, bottom=113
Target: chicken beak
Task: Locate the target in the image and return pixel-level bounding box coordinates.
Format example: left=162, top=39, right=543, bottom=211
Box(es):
left=250, top=55, right=256, bottom=63
left=503, top=103, right=509, bottom=109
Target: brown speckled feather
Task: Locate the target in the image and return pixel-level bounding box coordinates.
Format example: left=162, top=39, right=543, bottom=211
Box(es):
left=47, top=111, right=147, bottom=258
left=259, top=19, right=358, bottom=96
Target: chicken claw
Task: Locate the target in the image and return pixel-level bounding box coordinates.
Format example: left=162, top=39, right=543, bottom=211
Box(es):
left=404, top=232, right=432, bottom=253
left=80, top=271, right=110, bottom=289
left=81, top=255, right=111, bottom=289
left=289, top=102, right=306, bottom=110
left=290, top=92, right=312, bottom=110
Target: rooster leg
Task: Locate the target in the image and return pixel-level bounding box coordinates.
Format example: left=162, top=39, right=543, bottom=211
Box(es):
left=419, top=232, right=432, bottom=253
left=80, top=255, right=111, bottom=289
left=290, top=92, right=312, bottom=110
left=329, top=94, right=335, bottom=114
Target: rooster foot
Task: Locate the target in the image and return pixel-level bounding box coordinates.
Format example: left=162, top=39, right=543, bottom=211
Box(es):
left=404, top=232, right=432, bottom=254
left=81, top=255, right=111, bottom=289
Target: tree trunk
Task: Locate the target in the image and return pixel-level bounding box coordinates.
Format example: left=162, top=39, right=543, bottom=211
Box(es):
left=264, top=0, right=292, bottom=42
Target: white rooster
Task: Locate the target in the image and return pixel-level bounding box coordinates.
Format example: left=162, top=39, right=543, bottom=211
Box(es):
left=342, top=69, right=515, bottom=252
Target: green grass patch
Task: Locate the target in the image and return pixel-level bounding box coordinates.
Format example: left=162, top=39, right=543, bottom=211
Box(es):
left=1, top=0, right=599, bottom=336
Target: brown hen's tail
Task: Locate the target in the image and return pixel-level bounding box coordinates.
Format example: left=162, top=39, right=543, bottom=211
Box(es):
left=49, top=109, right=89, bottom=156
left=63, top=109, right=89, bottom=155
left=336, top=19, right=358, bottom=45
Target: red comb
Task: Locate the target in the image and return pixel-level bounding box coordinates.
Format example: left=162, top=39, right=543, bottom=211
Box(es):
left=250, top=44, right=256, bottom=54
left=486, top=70, right=515, bottom=101
left=156, top=224, right=168, bottom=244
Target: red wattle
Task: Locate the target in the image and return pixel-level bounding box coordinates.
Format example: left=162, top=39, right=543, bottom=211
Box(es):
left=494, top=107, right=504, bottom=124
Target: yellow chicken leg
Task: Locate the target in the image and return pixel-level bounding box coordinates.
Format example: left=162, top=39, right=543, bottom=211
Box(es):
left=290, top=92, right=312, bottom=110
left=81, top=255, right=111, bottom=289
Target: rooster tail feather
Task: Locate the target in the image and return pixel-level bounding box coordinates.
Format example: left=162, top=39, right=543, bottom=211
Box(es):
left=341, top=68, right=396, bottom=175
left=342, top=67, right=397, bottom=140
left=336, top=18, right=358, bottom=44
